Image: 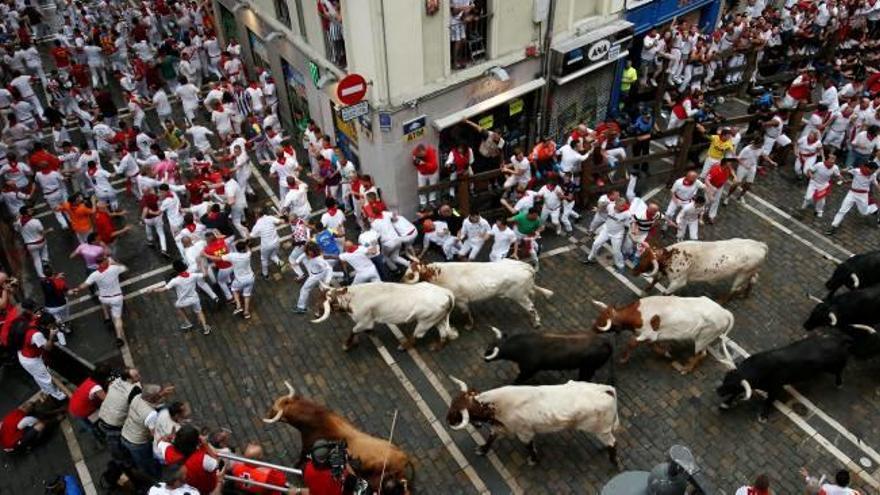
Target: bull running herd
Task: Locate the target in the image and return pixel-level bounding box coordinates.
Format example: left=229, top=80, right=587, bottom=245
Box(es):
left=258, top=238, right=880, bottom=492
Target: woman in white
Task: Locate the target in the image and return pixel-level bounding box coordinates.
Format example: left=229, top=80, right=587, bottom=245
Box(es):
left=249, top=208, right=285, bottom=279
left=802, top=155, right=841, bottom=218
left=152, top=260, right=211, bottom=334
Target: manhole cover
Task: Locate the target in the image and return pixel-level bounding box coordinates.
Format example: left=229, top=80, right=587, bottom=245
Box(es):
left=791, top=403, right=809, bottom=416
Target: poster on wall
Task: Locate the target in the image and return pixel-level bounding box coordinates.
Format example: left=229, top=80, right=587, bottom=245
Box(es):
left=248, top=29, right=268, bottom=63
left=282, top=60, right=307, bottom=98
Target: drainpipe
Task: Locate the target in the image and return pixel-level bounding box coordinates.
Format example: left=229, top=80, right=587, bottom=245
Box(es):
left=537, top=0, right=557, bottom=140
left=379, top=0, right=392, bottom=106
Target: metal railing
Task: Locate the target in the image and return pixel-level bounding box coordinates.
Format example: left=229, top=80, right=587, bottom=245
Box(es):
left=450, top=12, right=490, bottom=70
left=217, top=451, right=303, bottom=493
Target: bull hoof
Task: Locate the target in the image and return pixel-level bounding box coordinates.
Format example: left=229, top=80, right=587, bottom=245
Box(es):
left=757, top=414, right=768, bottom=424
left=429, top=339, right=447, bottom=352
left=342, top=342, right=355, bottom=352
left=527, top=456, right=538, bottom=466
left=475, top=446, right=488, bottom=456
left=531, top=320, right=542, bottom=329
left=397, top=340, right=414, bottom=351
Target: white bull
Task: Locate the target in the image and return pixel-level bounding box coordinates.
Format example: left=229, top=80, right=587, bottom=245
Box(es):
left=402, top=259, right=554, bottom=327
left=446, top=377, right=621, bottom=468
left=634, top=238, right=769, bottom=301
left=312, top=282, right=457, bottom=351
left=591, top=295, right=735, bottom=373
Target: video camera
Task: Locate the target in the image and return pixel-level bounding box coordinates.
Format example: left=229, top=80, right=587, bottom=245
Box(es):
left=309, top=439, right=369, bottom=495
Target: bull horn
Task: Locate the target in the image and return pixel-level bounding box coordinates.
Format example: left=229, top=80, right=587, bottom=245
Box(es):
left=740, top=380, right=753, bottom=401
left=829, top=312, right=837, bottom=326
left=284, top=380, right=295, bottom=398
left=850, top=324, right=877, bottom=335
left=484, top=346, right=500, bottom=361
left=449, top=408, right=470, bottom=431
left=489, top=326, right=503, bottom=340
left=646, top=259, right=660, bottom=278
left=851, top=273, right=860, bottom=288
left=597, top=317, right=612, bottom=331
left=311, top=299, right=332, bottom=324
left=807, top=293, right=824, bottom=304
left=262, top=409, right=283, bottom=424
left=591, top=300, right=608, bottom=309
left=449, top=375, right=469, bottom=393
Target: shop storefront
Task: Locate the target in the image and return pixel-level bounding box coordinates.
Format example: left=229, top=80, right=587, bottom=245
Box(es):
left=432, top=78, right=544, bottom=172
left=548, top=20, right=634, bottom=142
left=247, top=29, right=270, bottom=71
left=281, top=58, right=310, bottom=131
left=625, top=0, right=721, bottom=35
left=331, top=102, right=359, bottom=163
left=218, top=3, right=237, bottom=45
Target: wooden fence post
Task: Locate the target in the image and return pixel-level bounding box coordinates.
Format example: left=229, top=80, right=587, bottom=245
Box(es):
left=457, top=176, right=470, bottom=216
left=669, top=119, right=696, bottom=186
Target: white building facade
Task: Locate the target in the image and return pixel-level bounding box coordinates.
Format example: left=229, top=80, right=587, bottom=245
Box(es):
left=213, top=0, right=636, bottom=214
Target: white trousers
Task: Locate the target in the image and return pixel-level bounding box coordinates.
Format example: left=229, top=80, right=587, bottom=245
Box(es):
left=18, top=354, right=67, bottom=400
left=259, top=241, right=281, bottom=276
left=26, top=241, right=49, bottom=278
left=588, top=228, right=625, bottom=269
left=417, top=171, right=439, bottom=205
left=144, top=216, right=167, bottom=251
left=832, top=191, right=878, bottom=227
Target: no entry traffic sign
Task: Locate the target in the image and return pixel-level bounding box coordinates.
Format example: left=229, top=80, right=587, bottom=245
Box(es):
left=337, top=73, right=368, bottom=105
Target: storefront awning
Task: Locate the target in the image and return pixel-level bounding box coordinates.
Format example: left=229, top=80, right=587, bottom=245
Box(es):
left=432, top=78, right=546, bottom=130
left=553, top=49, right=629, bottom=86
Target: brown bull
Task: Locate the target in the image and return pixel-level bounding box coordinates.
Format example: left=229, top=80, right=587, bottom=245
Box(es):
left=263, top=381, right=413, bottom=492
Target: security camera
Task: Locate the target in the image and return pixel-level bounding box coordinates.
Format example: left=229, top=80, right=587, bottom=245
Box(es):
left=487, top=66, right=510, bottom=82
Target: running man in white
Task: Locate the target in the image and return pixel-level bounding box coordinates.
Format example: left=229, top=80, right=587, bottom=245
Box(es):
left=583, top=198, right=633, bottom=272
left=457, top=211, right=491, bottom=261
left=675, top=195, right=706, bottom=241
left=663, top=170, right=704, bottom=230
left=294, top=242, right=333, bottom=315
left=536, top=177, right=565, bottom=235
left=802, top=154, right=842, bottom=218
left=71, top=257, right=128, bottom=347
left=726, top=136, right=776, bottom=204
left=488, top=218, right=518, bottom=262
left=339, top=240, right=380, bottom=285
left=152, top=260, right=211, bottom=335
left=14, top=206, right=51, bottom=278
left=827, top=161, right=880, bottom=235
left=11, top=306, right=68, bottom=402
left=249, top=208, right=285, bottom=279
left=209, top=240, right=255, bottom=320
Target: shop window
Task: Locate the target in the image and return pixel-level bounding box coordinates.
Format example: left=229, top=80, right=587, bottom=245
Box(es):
left=294, top=0, right=308, bottom=41
left=450, top=0, right=489, bottom=71
left=275, top=0, right=292, bottom=28
left=317, top=0, right=347, bottom=68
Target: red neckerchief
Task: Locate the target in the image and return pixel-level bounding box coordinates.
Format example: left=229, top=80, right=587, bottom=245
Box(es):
left=276, top=157, right=286, bottom=166
left=8, top=161, right=18, bottom=172
left=208, top=211, right=219, bottom=220
left=327, top=207, right=338, bottom=216
left=97, top=264, right=109, bottom=273
left=87, top=167, right=97, bottom=176
left=19, top=215, right=31, bottom=226
left=546, top=185, right=556, bottom=191
left=619, top=203, right=630, bottom=211
left=683, top=178, right=695, bottom=186
left=186, top=223, right=196, bottom=232
left=179, top=272, right=190, bottom=278
left=249, top=82, right=260, bottom=89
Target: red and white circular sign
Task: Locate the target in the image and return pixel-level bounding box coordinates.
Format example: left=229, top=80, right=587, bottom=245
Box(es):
left=336, top=73, right=368, bottom=106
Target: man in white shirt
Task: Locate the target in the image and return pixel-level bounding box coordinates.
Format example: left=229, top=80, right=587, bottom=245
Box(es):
left=294, top=242, right=333, bottom=314
left=14, top=206, right=50, bottom=278
left=488, top=219, right=517, bottom=262
left=249, top=208, right=285, bottom=279
left=219, top=240, right=255, bottom=319
left=174, top=77, right=200, bottom=124
left=152, top=260, right=211, bottom=334
left=151, top=87, right=173, bottom=123
left=221, top=174, right=249, bottom=238
left=536, top=177, right=565, bottom=235
left=556, top=140, right=591, bottom=175
left=726, top=136, right=776, bottom=204
left=72, top=257, right=128, bottom=347
left=457, top=211, right=491, bottom=261
left=186, top=124, right=215, bottom=153
left=339, top=240, right=380, bottom=285
left=828, top=162, right=880, bottom=234
left=802, top=154, right=841, bottom=218
left=663, top=171, right=704, bottom=228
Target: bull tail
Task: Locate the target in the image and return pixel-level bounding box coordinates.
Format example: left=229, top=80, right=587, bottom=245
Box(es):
left=534, top=285, right=555, bottom=298
left=717, top=335, right=736, bottom=370
left=443, top=293, right=459, bottom=340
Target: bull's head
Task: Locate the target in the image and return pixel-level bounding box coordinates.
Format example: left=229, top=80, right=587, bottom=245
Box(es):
left=401, top=260, right=439, bottom=284
left=716, top=369, right=753, bottom=409
left=446, top=376, right=493, bottom=431
left=262, top=380, right=299, bottom=424
left=803, top=294, right=838, bottom=330
left=591, top=300, right=616, bottom=332
left=632, top=245, right=662, bottom=278
left=311, top=285, right=349, bottom=323
left=483, top=327, right=504, bottom=361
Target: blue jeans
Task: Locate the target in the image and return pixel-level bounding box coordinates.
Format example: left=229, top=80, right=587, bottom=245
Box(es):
left=97, top=421, right=125, bottom=461
left=846, top=150, right=869, bottom=169
left=121, top=438, right=159, bottom=478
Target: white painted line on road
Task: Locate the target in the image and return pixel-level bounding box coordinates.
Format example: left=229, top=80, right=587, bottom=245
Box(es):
left=61, top=419, right=98, bottom=495
left=371, top=336, right=493, bottom=495
left=739, top=200, right=842, bottom=263
left=745, top=191, right=853, bottom=259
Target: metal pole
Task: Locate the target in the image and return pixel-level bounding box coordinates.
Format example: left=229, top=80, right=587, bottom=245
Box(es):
left=216, top=452, right=304, bottom=476
left=224, top=474, right=295, bottom=492
left=537, top=0, right=558, bottom=139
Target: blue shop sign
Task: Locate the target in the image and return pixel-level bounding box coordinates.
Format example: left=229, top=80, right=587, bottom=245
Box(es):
left=625, top=0, right=719, bottom=34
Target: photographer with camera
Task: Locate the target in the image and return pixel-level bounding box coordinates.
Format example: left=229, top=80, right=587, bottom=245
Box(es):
left=294, top=439, right=369, bottom=495
left=7, top=300, right=68, bottom=404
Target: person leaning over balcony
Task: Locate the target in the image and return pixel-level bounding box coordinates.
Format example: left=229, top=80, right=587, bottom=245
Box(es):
left=450, top=0, right=475, bottom=69
left=412, top=144, right=440, bottom=207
